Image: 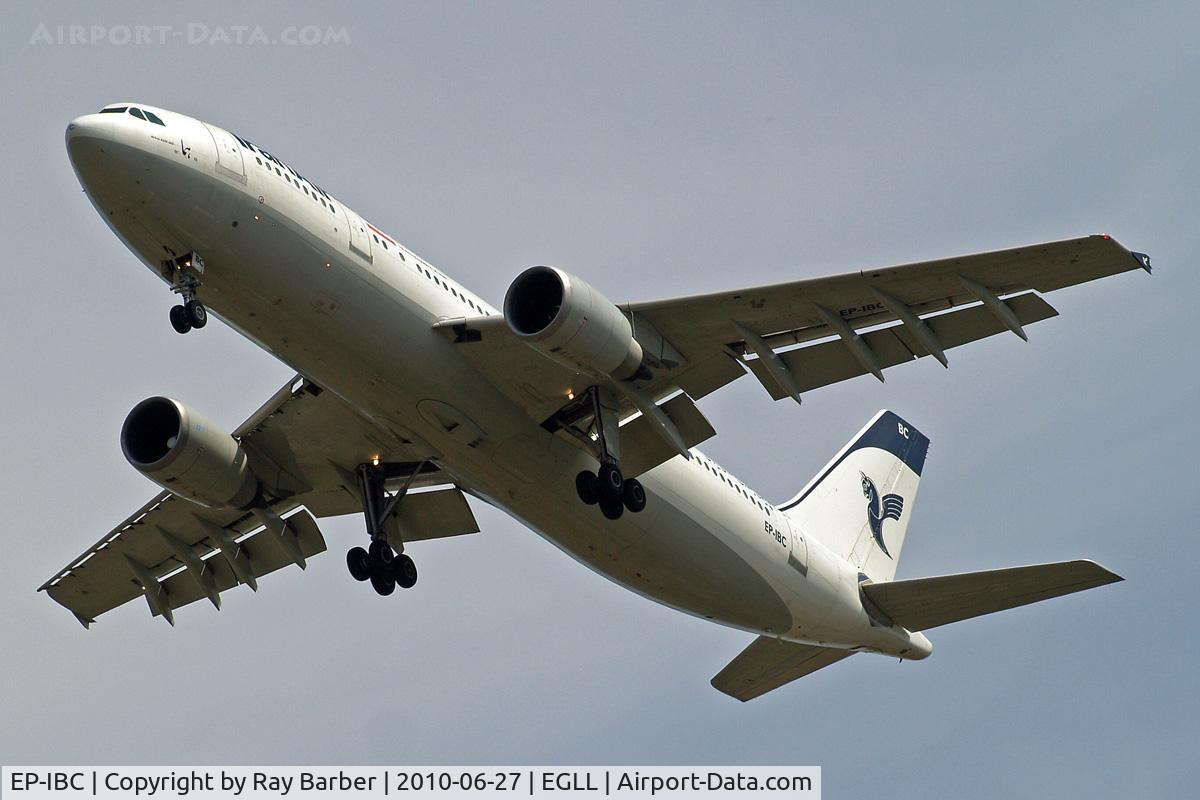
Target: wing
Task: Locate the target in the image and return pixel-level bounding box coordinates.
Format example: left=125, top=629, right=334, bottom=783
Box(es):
left=439, top=235, right=1147, bottom=437
left=40, top=375, right=479, bottom=627
left=629, top=235, right=1147, bottom=381
left=711, top=635, right=855, bottom=701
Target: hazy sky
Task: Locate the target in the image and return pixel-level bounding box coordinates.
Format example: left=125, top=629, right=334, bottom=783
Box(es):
left=2, top=2, right=1196, bottom=796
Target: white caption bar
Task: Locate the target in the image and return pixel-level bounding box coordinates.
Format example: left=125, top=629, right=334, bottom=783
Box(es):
left=2, top=767, right=819, bottom=800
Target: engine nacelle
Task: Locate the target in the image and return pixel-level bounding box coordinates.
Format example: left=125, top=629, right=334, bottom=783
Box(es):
left=503, top=266, right=645, bottom=380
left=120, top=397, right=260, bottom=510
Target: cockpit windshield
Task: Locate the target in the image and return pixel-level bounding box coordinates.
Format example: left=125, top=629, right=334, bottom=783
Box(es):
left=98, top=105, right=165, bottom=126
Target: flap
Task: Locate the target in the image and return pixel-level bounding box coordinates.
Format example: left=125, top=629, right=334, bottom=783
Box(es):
left=620, top=392, right=717, bottom=478
left=149, top=511, right=326, bottom=616
left=746, top=292, right=1058, bottom=400
left=384, top=487, right=481, bottom=548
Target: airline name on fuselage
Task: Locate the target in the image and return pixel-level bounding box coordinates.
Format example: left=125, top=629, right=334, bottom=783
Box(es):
left=228, top=131, right=333, bottom=203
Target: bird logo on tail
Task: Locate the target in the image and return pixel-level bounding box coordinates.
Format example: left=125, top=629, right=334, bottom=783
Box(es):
left=861, top=473, right=904, bottom=558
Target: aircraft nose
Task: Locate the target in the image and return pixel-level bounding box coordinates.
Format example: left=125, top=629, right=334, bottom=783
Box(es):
left=66, top=114, right=111, bottom=145
left=66, top=113, right=113, bottom=160
left=66, top=114, right=114, bottom=182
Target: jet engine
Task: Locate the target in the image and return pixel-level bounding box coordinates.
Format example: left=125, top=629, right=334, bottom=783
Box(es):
left=503, top=266, right=645, bottom=380
left=120, top=396, right=260, bottom=509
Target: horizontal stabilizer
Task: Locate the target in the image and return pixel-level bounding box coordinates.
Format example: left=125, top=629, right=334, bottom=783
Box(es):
left=861, top=560, right=1122, bottom=632
left=711, top=635, right=854, bottom=702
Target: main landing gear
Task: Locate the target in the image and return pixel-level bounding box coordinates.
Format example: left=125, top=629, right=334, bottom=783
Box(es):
left=165, top=251, right=208, bottom=334
left=345, top=460, right=421, bottom=596
left=575, top=464, right=645, bottom=521
left=565, top=386, right=647, bottom=521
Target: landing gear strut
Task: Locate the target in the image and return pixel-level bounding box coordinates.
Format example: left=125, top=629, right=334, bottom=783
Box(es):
left=165, top=251, right=208, bottom=334
left=344, top=460, right=423, bottom=594
left=568, top=386, right=646, bottom=520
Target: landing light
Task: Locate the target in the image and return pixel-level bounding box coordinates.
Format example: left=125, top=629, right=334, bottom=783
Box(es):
left=371, top=455, right=380, bottom=467
left=567, top=389, right=575, bottom=400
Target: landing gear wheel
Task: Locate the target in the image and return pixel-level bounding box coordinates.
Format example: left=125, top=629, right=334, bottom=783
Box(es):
left=622, top=478, right=646, bottom=513
left=369, top=539, right=394, bottom=573
left=346, top=547, right=370, bottom=581
left=576, top=470, right=599, bottom=505
left=393, top=554, right=418, bottom=589
left=169, top=304, right=192, bottom=334
left=600, top=495, right=625, bottom=521
left=185, top=300, right=208, bottom=329
left=597, top=462, right=624, bottom=500
left=370, top=572, right=396, bottom=596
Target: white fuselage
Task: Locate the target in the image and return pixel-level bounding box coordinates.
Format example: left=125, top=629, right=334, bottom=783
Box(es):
left=65, top=103, right=931, bottom=660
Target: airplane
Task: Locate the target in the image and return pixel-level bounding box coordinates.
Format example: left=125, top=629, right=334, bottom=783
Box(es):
left=44, top=101, right=1148, bottom=701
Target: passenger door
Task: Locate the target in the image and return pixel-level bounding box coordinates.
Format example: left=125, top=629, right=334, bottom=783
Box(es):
left=343, top=207, right=373, bottom=263
left=203, top=123, right=246, bottom=184
left=786, top=517, right=809, bottom=575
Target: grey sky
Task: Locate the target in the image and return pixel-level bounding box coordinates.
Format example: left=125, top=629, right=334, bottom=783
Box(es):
left=1, top=1, right=1195, bottom=796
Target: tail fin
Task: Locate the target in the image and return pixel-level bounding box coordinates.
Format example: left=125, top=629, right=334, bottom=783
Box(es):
left=780, top=410, right=929, bottom=582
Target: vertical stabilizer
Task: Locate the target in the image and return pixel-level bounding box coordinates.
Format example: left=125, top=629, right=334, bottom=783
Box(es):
left=780, top=410, right=929, bottom=582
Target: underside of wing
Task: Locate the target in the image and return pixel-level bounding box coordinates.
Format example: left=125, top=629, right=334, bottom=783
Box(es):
left=712, top=635, right=855, bottom=701
left=40, top=492, right=328, bottom=627
left=630, top=234, right=1148, bottom=362
left=436, top=235, right=1147, bottom=475
left=40, top=375, right=481, bottom=627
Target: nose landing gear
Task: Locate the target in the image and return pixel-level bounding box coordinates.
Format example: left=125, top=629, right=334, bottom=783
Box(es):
left=164, top=251, right=208, bottom=334
left=169, top=301, right=207, bottom=333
